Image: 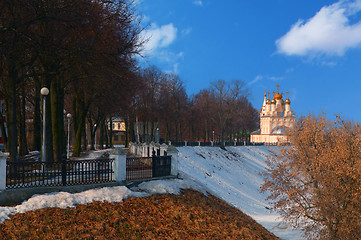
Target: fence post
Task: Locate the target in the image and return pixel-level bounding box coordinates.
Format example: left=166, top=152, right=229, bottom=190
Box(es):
left=110, top=148, right=127, bottom=182
left=167, top=145, right=179, bottom=176
left=0, top=153, right=6, bottom=190
left=62, top=155, right=67, bottom=186
left=161, top=143, right=167, bottom=156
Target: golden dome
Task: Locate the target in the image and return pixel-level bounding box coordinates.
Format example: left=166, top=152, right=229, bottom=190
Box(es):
left=273, top=83, right=283, bottom=100
left=285, top=98, right=291, bottom=104
left=271, top=99, right=276, bottom=104
left=273, top=93, right=283, bottom=100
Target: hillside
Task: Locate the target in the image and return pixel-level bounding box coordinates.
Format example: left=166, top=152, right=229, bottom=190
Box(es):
left=177, top=146, right=303, bottom=239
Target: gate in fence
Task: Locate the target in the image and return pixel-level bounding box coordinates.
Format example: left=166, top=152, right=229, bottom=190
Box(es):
left=6, top=158, right=114, bottom=189
left=126, top=155, right=171, bottom=180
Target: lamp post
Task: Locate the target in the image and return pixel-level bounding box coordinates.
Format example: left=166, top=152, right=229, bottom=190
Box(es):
left=41, top=87, right=49, bottom=165
left=67, top=113, right=71, bottom=159
left=155, top=127, right=160, bottom=143
left=94, top=124, right=97, bottom=150
left=212, top=130, right=215, bottom=142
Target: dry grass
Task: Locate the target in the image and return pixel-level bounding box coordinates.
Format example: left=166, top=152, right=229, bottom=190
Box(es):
left=0, top=189, right=279, bottom=239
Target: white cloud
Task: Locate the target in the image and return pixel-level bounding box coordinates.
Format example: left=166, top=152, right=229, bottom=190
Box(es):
left=248, top=75, right=284, bottom=85
left=141, top=23, right=178, bottom=53
left=248, top=75, right=263, bottom=85
left=269, top=76, right=284, bottom=81
left=193, top=1, right=203, bottom=6
left=182, top=28, right=192, bottom=36
left=156, top=51, right=184, bottom=63
left=276, top=0, right=361, bottom=56
left=172, top=63, right=179, bottom=74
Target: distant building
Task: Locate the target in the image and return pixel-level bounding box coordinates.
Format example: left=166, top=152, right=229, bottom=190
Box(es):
left=250, top=84, right=296, bottom=145
left=109, top=118, right=126, bottom=145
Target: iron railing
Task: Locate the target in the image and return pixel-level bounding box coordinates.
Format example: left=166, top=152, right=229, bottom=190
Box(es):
left=6, top=158, right=114, bottom=189
left=126, top=155, right=172, bottom=180
left=170, top=141, right=249, bottom=147
left=126, top=157, right=152, bottom=180
left=152, top=155, right=171, bottom=177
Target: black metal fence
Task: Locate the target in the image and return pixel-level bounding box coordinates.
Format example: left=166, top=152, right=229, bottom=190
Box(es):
left=7, top=154, right=173, bottom=188
left=6, top=158, right=114, bottom=189
left=126, top=155, right=172, bottom=180
left=170, top=141, right=249, bottom=147
left=126, top=157, right=152, bottom=180
left=152, top=155, right=171, bottom=177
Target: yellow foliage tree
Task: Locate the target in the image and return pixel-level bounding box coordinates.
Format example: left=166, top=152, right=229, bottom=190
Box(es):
left=261, top=113, right=361, bottom=239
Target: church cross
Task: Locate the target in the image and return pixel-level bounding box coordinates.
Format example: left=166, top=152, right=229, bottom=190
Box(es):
left=276, top=83, right=280, bottom=93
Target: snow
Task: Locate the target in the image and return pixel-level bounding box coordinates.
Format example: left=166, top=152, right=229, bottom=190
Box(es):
left=0, top=146, right=304, bottom=240
left=136, top=178, right=207, bottom=195
left=177, top=146, right=304, bottom=239
left=0, top=179, right=202, bottom=223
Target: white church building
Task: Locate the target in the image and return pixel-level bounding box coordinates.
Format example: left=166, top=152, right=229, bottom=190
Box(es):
left=250, top=84, right=296, bottom=145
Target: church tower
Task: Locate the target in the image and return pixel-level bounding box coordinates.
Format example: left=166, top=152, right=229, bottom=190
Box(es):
left=250, top=84, right=296, bottom=145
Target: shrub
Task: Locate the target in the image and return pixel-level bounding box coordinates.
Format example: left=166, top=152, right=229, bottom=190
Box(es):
left=261, top=114, right=361, bottom=239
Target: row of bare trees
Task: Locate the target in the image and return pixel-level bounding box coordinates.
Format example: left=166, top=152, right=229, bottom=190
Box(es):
left=0, top=0, right=143, bottom=161
left=0, top=0, right=259, bottom=162
left=127, top=66, right=259, bottom=146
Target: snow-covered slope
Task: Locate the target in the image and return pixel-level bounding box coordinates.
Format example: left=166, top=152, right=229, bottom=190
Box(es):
left=177, top=146, right=304, bottom=240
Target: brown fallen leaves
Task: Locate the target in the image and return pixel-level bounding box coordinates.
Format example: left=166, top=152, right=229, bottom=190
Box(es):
left=0, top=189, right=278, bottom=240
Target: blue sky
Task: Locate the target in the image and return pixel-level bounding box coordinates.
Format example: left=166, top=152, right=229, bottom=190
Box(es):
left=137, top=0, right=361, bottom=122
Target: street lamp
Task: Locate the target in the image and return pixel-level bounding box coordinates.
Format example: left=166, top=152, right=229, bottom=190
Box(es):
left=41, top=87, right=49, bottom=165
left=155, top=127, right=160, bottom=143
left=94, top=124, right=97, bottom=150
left=67, top=113, right=71, bottom=159
left=212, top=130, right=215, bottom=142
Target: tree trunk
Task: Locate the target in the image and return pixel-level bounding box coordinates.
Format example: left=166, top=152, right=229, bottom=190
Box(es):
left=18, top=86, right=28, bottom=156
left=105, top=120, right=109, bottom=148
left=73, top=94, right=89, bottom=157
left=0, top=114, right=7, bottom=150
left=82, top=121, right=87, bottom=151
left=125, top=117, right=129, bottom=147
left=109, top=118, right=113, bottom=148
left=50, top=78, right=65, bottom=162
left=99, top=119, right=104, bottom=149
left=6, top=71, right=18, bottom=161
left=88, top=118, right=95, bottom=150
left=150, top=121, right=154, bottom=143
left=45, top=89, right=54, bottom=162
left=32, top=80, right=41, bottom=151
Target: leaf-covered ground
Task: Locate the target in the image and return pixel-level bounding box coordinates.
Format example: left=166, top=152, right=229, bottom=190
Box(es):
left=0, top=189, right=279, bottom=239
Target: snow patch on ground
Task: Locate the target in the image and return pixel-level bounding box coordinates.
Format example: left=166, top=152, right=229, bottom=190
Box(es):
left=136, top=178, right=207, bottom=195
left=0, top=178, right=205, bottom=224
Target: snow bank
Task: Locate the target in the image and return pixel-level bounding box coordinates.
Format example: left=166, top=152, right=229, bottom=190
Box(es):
left=136, top=178, right=207, bottom=195
left=177, top=146, right=304, bottom=240
left=0, top=178, right=205, bottom=224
